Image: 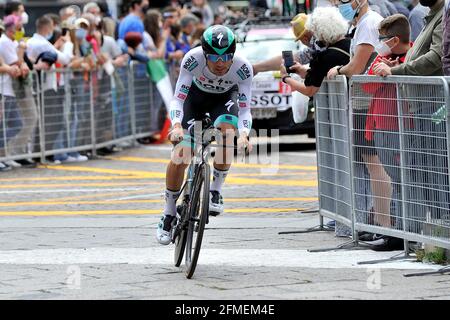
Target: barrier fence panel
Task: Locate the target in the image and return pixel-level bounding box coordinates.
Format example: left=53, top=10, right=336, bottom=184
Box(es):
left=0, top=62, right=161, bottom=164
left=350, top=75, right=450, bottom=249
left=314, top=76, right=353, bottom=229
left=1, top=72, right=41, bottom=162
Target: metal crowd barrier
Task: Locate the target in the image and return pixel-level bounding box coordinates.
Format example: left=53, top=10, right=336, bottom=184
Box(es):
left=312, top=74, right=450, bottom=251
left=350, top=75, right=450, bottom=250
left=0, top=62, right=162, bottom=163
left=313, top=76, right=354, bottom=232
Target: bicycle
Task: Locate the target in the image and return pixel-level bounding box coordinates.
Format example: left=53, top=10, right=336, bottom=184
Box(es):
left=171, top=117, right=218, bottom=279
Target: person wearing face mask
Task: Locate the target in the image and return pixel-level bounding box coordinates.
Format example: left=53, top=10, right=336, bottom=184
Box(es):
left=118, top=0, right=149, bottom=43
left=359, top=14, right=413, bottom=251
left=373, top=0, right=444, bottom=76
left=26, top=15, right=75, bottom=164
left=4, top=1, right=29, bottom=42
left=327, top=0, right=388, bottom=238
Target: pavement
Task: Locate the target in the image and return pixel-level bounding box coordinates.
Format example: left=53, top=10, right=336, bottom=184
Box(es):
left=0, top=137, right=449, bottom=300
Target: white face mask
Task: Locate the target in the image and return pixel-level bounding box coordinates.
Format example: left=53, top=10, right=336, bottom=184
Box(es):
left=375, top=40, right=392, bottom=57
left=21, top=12, right=29, bottom=25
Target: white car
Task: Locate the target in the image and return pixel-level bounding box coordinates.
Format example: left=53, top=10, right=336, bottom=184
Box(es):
left=236, top=25, right=315, bottom=136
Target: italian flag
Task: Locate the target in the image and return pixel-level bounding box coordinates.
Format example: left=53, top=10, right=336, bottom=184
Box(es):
left=146, top=59, right=173, bottom=112
left=146, top=59, right=173, bottom=143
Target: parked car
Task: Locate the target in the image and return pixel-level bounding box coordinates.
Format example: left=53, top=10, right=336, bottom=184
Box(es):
left=235, top=23, right=315, bottom=137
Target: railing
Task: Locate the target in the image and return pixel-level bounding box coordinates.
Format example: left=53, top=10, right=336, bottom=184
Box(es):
left=0, top=62, right=163, bottom=163
left=313, top=75, right=450, bottom=250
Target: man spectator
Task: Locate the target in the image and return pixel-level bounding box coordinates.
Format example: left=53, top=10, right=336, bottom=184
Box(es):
left=409, top=1, right=430, bottom=41
left=374, top=0, right=444, bottom=76
left=442, top=0, right=450, bottom=75
left=26, top=15, right=76, bottom=163
left=118, top=0, right=149, bottom=40
left=180, top=13, right=199, bottom=49
left=0, top=15, right=25, bottom=170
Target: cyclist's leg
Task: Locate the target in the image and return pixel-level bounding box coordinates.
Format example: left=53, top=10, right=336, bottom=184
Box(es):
left=208, top=87, right=240, bottom=215
left=157, top=84, right=202, bottom=244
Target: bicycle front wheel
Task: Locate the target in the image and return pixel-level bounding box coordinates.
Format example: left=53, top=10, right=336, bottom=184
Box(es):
left=185, top=163, right=210, bottom=279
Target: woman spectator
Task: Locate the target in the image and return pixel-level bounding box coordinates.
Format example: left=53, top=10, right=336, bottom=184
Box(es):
left=143, top=10, right=170, bottom=59
left=280, top=7, right=351, bottom=97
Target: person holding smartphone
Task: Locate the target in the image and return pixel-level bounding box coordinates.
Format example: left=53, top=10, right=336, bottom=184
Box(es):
left=280, top=7, right=351, bottom=97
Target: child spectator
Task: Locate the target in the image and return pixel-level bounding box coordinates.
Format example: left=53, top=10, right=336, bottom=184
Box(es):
left=363, top=14, right=413, bottom=251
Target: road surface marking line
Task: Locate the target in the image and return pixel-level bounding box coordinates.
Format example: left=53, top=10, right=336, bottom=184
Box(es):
left=0, top=182, right=163, bottom=189
left=0, top=208, right=301, bottom=216
left=0, top=197, right=318, bottom=207
left=0, top=247, right=439, bottom=270
left=108, top=156, right=317, bottom=171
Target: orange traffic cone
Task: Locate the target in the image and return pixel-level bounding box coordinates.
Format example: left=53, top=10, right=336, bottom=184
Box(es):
left=154, top=117, right=171, bottom=144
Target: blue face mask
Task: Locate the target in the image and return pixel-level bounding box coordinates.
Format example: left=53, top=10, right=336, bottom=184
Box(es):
left=339, top=1, right=357, bottom=21
left=76, top=29, right=87, bottom=40
left=45, top=32, right=53, bottom=41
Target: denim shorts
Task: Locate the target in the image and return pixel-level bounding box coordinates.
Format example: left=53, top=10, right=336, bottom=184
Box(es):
left=374, top=130, right=401, bottom=183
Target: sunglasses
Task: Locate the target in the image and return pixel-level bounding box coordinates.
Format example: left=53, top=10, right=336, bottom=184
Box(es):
left=206, top=53, right=234, bottom=62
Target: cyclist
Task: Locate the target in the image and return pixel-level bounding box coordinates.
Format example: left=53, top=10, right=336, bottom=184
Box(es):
left=156, top=25, right=253, bottom=245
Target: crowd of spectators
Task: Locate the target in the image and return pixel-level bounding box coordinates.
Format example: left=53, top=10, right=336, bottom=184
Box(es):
left=0, top=0, right=238, bottom=171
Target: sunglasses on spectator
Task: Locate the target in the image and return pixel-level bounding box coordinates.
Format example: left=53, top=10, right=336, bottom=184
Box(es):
left=379, top=35, right=396, bottom=41
left=163, top=13, right=174, bottom=18
left=206, top=53, right=234, bottom=62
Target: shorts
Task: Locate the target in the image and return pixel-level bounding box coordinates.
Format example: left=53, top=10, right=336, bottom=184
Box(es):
left=374, top=130, right=401, bottom=183
left=353, top=111, right=376, bottom=162
left=179, top=82, right=239, bottom=147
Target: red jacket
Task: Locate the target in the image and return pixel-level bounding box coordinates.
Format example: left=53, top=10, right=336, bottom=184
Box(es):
left=363, top=52, right=412, bottom=141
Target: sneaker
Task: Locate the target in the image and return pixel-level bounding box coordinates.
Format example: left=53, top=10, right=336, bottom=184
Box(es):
left=209, top=190, right=224, bottom=216
left=15, top=159, right=37, bottom=168
left=156, top=214, right=176, bottom=245
left=73, top=154, right=88, bottom=162
left=0, top=162, right=12, bottom=172
left=326, top=220, right=336, bottom=229
left=358, top=231, right=377, bottom=242
left=367, top=235, right=404, bottom=251
left=4, top=160, right=22, bottom=168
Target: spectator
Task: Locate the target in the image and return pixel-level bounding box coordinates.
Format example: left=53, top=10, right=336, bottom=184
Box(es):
left=189, top=0, right=214, bottom=27
left=180, top=13, right=199, bottom=50
left=118, top=0, right=149, bottom=41
left=444, top=0, right=450, bottom=75
left=27, top=15, right=85, bottom=164
left=4, top=1, right=28, bottom=41
left=252, top=13, right=316, bottom=75
left=327, top=0, right=389, bottom=238
left=280, top=7, right=351, bottom=98
left=409, top=1, right=430, bottom=41
left=363, top=14, right=413, bottom=251
left=374, top=0, right=444, bottom=76
left=392, top=0, right=412, bottom=16
left=0, top=15, right=25, bottom=170
left=213, top=13, right=224, bottom=25
left=190, top=25, right=205, bottom=48
left=144, top=10, right=170, bottom=59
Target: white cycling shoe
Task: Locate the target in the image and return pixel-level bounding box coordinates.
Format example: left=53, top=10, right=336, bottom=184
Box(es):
left=209, top=191, right=224, bottom=216
left=156, top=214, right=176, bottom=245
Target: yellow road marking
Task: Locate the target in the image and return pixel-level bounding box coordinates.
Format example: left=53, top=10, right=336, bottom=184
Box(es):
left=0, top=208, right=302, bottom=216
left=0, top=197, right=317, bottom=207
left=109, top=156, right=317, bottom=171
left=42, top=187, right=162, bottom=202
left=37, top=165, right=166, bottom=178
left=0, top=182, right=163, bottom=189
left=0, top=175, right=147, bottom=182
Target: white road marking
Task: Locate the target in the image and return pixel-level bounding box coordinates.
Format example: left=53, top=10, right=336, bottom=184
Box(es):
left=0, top=247, right=439, bottom=270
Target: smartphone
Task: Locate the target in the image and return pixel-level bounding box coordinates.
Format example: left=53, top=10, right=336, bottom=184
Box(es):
left=282, top=50, right=294, bottom=72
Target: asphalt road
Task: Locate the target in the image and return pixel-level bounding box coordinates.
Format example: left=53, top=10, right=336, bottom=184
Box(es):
left=0, top=136, right=448, bottom=300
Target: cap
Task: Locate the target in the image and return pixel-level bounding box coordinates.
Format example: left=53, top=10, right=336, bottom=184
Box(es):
left=290, top=13, right=308, bottom=41
left=74, top=18, right=90, bottom=29
left=61, top=20, right=75, bottom=30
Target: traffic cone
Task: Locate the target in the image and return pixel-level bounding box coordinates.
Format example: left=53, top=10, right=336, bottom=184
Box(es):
left=154, top=117, right=171, bottom=144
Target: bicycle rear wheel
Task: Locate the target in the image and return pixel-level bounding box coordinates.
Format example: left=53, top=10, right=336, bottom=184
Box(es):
left=185, top=163, right=210, bottom=279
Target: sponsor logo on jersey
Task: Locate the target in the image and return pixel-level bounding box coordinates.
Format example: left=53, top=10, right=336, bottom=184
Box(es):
left=236, top=64, right=251, bottom=80
left=177, top=93, right=187, bottom=100
left=243, top=120, right=250, bottom=128
left=238, top=93, right=248, bottom=101
left=180, top=85, right=190, bottom=94
left=183, top=56, right=199, bottom=72
left=239, top=102, right=247, bottom=108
